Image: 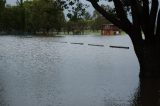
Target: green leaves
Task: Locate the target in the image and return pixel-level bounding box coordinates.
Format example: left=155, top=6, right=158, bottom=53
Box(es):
left=69, top=1, right=74, bottom=5
left=0, top=0, right=65, bottom=34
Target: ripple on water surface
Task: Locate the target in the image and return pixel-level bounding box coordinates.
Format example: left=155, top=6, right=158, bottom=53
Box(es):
left=0, top=35, right=140, bottom=106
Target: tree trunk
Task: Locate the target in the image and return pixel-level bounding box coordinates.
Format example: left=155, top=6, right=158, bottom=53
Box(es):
left=134, top=79, right=160, bottom=105
left=133, top=38, right=160, bottom=78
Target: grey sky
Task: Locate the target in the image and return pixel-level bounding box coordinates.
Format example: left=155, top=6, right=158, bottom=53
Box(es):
left=6, top=0, right=95, bottom=16
left=6, top=0, right=94, bottom=13
left=6, top=0, right=93, bottom=6
left=6, top=0, right=152, bottom=20
left=6, top=0, right=115, bottom=14
left=6, top=0, right=16, bottom=4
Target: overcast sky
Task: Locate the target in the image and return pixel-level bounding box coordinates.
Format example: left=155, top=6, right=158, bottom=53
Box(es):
left=5, top=0, right=159, bottom=21
left=6, top=0, right=95, bottom=16
left=6, top=0, right=93, bottom=6
left=6, top=0, right=115, bottom=14
left=6, top=0, right=16, bottom=4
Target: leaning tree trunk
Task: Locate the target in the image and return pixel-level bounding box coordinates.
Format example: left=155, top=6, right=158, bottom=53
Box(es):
left=132, top=36, right=160, bottom=78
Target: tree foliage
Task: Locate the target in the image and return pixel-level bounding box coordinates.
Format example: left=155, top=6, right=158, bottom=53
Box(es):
left=0, top=0, right=65, bottom=35
left=65, top=2, right=92, bottom=35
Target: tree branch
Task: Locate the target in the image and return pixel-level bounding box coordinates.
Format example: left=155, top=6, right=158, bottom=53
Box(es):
left=142, top=0, right=149, bottom=16
left=156, top=9, right=160, bottom=37
left=113, top=0, right=127, bottom=19
left=112, top=0, right=132, bottom=29
left=130, top=0, right=142, bottom=27
left=149, top=0, right=159, bottom=36
left=130, top=0, right=143, bottom=40
left=88, top=0, right=132, bottom=35
left=140, top=0, right=150, bottom=37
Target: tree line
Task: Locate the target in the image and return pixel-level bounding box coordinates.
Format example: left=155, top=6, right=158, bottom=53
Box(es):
left=0, top=0, right=110, bottom=35
left=0, top=0, right=65, bottom=35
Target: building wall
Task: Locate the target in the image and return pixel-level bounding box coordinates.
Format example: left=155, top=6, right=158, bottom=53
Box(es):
left=101, top=24, right=120, bottom=35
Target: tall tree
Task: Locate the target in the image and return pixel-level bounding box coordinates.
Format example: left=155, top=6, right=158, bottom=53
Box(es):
left=0, top=0, right=6, bottom=31
left=1, top=5, right=23, bottom=33
left=0, top=0, right=65, bottom=35
left=28, top=0, right=65, bottom=34
left=64, top=0, right=160, bottom=78
left=0, top=0, right=5, bottom=14
left=66, top=2, right=88, bottom=34
left=17, top=0, right=25, bottom=33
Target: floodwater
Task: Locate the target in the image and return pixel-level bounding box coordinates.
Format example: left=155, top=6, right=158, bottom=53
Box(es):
left=0, top=35, right=159, bottom=106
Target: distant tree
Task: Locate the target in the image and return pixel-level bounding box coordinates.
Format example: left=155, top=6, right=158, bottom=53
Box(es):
left=66, top=2, right=87, bottom=34
left=65, top=21, right=73, bottom=34
left=0, top=5, right=23, bottom=33
left=0, top=0, right=6, bottom=31
left=84, top=11, right=92, bottom=20
left=23, top=0, right=35, bottom=33
left=67, top=2, right=86, bottom=21
left=0, top=0, right=5, bottom=15
left=26, top=0, right=65, bottom=35
left=0, top=0, right=5, bottom=9
left=66, top=19, right=86, bottom=35
left=17, top=0, right=25, bottom=33
left=54, top=10, right=66, bottom=34
left=91, top=9, right=111, bottom=31
left=0, top=0, right=65, bottom=35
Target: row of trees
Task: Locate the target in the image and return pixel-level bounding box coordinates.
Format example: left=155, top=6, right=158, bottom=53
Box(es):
left=65, top=3, right=111, bottom=34
left=0, top=0, right=65, bottom=34
left=0, top=0, right=111, bottom=35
